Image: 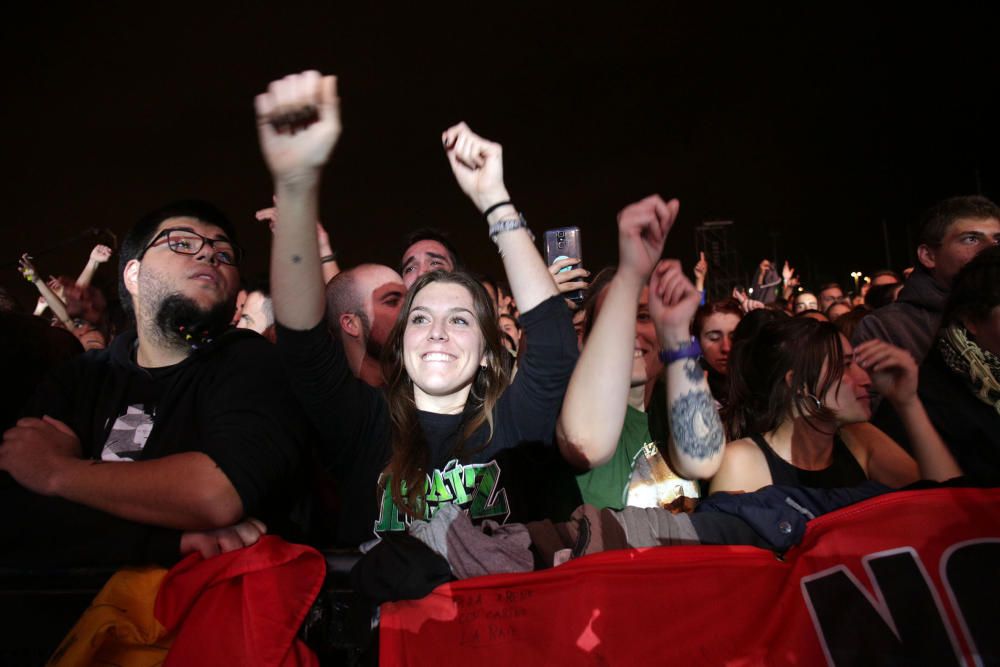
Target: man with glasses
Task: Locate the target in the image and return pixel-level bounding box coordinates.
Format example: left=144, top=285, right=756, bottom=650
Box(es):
left=816, top=282, right=846, bottom=312
left=0, top=200, right=307, bottom=566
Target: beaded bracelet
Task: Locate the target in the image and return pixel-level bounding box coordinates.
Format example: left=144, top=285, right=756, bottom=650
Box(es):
left=489, top=213, right=535, bottom=243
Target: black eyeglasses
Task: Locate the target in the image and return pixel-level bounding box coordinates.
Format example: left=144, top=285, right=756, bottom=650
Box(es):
left=138, top=228, right=244, bottom=266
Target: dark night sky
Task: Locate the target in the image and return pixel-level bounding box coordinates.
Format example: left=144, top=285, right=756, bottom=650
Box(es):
left=2, top=3, right=997, bottom=309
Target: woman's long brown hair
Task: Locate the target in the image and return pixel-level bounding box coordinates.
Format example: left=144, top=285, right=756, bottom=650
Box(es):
left=722, top=317, right=845, bottom=439
left=381, top=270, right=511, bottom=519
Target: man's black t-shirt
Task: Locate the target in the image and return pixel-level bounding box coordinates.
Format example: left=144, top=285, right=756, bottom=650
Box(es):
left=98, top=362, right=172, bottom=462
left=0, top=328, right=308, bottom=567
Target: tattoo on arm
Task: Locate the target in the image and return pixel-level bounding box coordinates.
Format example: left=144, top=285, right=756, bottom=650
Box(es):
left=291, top=255, right=302, bottom=264
left=681, top=358, right=703, bottom=383
left=669, top=389, right=724, bottom=460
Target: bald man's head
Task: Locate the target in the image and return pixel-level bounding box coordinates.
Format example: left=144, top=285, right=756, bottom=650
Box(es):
left=325, top=264, right=405, bottom=355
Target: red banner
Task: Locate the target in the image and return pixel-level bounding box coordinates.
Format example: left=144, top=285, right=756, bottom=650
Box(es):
left=380, top=487, right=1000, bottom=666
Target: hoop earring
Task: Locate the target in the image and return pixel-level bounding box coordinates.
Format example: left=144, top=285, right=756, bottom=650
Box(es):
left=804, top=393, right=823, bottom=410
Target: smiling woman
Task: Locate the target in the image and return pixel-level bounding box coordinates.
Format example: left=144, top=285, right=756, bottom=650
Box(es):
left=400, top=277, right=495, bottom=410
left=261, top=71, right=578, bottom=546
left=382, top=271, right=513, bottom=515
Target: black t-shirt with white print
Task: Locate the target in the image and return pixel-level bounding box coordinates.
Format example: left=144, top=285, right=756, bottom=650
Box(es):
left=0, top=328, right=308, bottom=568
left=276, top=294, right=581, bottom=548
left=100, top=364, right=176, bottom=462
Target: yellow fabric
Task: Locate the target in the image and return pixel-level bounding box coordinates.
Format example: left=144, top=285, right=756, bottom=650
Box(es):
left=47, top=566, right=172, bottom=667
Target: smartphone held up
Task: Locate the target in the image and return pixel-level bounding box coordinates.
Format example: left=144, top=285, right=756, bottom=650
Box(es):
left=543, top=226, right=585, bottom=305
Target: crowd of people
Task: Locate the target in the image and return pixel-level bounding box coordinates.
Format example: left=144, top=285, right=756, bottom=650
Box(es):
left=1, top=70, right=999, bottom=652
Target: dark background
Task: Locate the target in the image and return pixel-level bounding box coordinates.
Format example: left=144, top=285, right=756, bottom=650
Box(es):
left=1, top=3, right=997, bottom=308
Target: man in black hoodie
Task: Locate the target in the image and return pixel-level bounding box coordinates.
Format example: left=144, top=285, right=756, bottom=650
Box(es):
left=0, top=201, right=306, bottom=567
left=852, top=196, right=1000, bottom=364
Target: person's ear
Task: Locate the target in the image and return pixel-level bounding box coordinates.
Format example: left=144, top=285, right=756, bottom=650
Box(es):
left=123, top=260, right=141, bottom=300
left=916, top=244, right=937, bottom=271
left=340, top=313, right=362, bottom=339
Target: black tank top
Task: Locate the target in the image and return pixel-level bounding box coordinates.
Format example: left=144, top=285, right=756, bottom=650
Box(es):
left=750, top=433, right=867, bottom=488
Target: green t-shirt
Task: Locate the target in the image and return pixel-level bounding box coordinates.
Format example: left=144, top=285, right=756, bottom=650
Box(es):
left=575, top=405, right=699, bottom=510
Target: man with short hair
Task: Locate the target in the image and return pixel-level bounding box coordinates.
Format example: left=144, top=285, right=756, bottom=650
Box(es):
left=853, top=195, right=1000, bottom=363
left=399, top=228, right=462, bottom=289
left=870, top=270, right=902, bottom=287
left=322, top=263, right=405, bottom=387
left=0, top=200, right=306, bottom=566
left=794, top=291, right=819, bottom=313
left=859, top=269, right=901, bottom=303
left=817, top=282, right=845, bottom=312
left=236, top=286, right=276, bottom=340
left=231, top=286, right=249, bottom=326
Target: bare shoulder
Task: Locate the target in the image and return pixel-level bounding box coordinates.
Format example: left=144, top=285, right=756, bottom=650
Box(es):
left=708, top=437, right=772, bottom=495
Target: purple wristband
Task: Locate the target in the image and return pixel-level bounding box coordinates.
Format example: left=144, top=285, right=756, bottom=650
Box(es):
left=658, top=338, right=702, bottom=365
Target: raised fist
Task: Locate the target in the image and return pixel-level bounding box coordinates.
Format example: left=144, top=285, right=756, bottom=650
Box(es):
left=616, top=195, right=679, bottom=283
left=256, top=71, right=341, bottom=181
left=441, top=123, right=509, bottom=213
left=649, top=259, right=700, bottom=348
left=90, top=245, right=112, bottom=264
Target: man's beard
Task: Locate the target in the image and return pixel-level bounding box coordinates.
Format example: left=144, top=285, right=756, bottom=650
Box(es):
left=358, top=311, right=384, bottom=360
left=154, top=293, right=235, bottom=349
left=365, top=335, right=384, bottom=361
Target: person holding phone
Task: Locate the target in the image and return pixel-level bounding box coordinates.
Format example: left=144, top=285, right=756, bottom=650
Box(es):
left=558, top=195, right=726, bottom=510
left=545, top=228, right=589, bottom=306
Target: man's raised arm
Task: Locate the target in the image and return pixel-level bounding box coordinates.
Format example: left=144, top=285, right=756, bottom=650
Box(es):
left=257, top=71, right=342, bottom=330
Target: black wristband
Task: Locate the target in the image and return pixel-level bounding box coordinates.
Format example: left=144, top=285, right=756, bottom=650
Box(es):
left=482, top=200, right=512, bottom=219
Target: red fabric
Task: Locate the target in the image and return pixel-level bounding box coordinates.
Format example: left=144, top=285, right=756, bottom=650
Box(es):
left=154, top=535, right=325, bottom=667
left=380, top=487, right=1000, bottom=666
